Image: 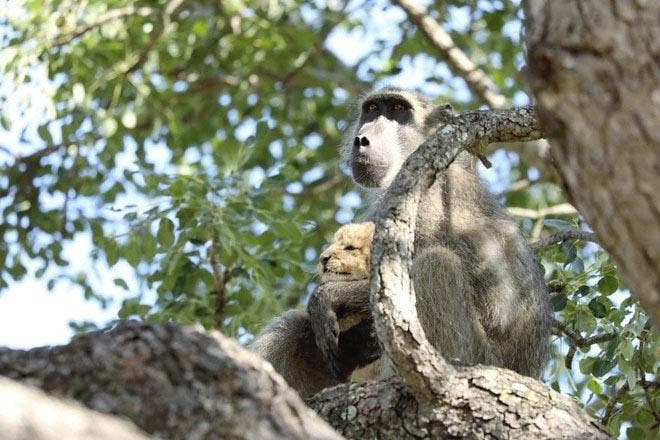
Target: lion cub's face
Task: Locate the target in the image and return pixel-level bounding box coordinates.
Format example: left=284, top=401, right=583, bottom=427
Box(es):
left=319, top=222, right=375, bottom=282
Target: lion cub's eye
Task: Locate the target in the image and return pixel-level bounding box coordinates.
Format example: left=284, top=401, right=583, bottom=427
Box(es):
left=344, top=245, right=357, bottom=251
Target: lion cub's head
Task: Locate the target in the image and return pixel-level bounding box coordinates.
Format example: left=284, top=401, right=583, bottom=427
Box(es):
left=319, top=222, right=375, bottom=282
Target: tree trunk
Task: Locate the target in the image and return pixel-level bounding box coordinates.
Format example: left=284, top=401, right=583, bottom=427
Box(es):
left=525, top=0, right=660, bottom=325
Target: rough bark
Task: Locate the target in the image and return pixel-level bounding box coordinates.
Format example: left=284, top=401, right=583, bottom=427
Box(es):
left=0, top=377, right=148, bottom=440
left=309, top=370, right=606, bottom=439
left=0, top=318, right=607, bottom=439
left=525, top=0, right=660, bottom=325
left=0, top=320, right=340, bottom=440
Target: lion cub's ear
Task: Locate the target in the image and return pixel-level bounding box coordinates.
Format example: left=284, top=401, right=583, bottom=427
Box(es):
left=348, top=222, right=375, bottom=243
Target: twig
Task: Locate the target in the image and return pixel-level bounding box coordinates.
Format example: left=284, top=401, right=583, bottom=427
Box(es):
left=499, top=179, right=532, bottom=195
left=602, top=382, right=629, bottom=425
left=0, top=146, right=17, bottom=159
left=507, top=203, right=578, bottom=219
left=209, top=238, right=234, bottom=329
left=392, top=0, right=506, bottom=108
left=637, top=327, right=660, bottom=424
left=552, top=319, right=617, bottom=369
left=531, top=229, right=598, bottom=250
left=52, top=6, right=158, bottom=48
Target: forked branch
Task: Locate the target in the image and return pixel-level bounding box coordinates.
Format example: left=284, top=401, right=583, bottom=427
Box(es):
left=370, top=106, right=542, bottom=402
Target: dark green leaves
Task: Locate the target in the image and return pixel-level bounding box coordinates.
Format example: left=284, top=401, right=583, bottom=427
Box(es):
left=157, top=218, right=175, bottom=248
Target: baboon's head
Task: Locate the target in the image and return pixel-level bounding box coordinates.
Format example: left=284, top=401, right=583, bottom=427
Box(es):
left=318, top=222, right=375, bottom=282
left=344, top=89, right=441, bottom=188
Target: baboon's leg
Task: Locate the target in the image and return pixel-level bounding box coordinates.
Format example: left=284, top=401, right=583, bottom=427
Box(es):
left=379, top=245, right=500, bottom=378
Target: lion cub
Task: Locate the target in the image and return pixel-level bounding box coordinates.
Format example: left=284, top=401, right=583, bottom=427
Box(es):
left=310, top=222, right=380, bottom=381
left=318, top=222, right=375, bottom=284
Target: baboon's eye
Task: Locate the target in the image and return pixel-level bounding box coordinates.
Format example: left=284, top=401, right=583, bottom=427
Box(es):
left=393, top=103, right=404, bottom=111
left=344, top=245, right=357, bottom=251
left=367, top=103, right=377, bottom=113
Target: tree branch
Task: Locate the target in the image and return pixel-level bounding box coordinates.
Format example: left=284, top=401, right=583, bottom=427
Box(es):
left=0, top=319, right=607, bottom=439
left=552, top=319, right=617, bottom=369
left=392, top=0, right=506, bottom=108
left=525, top=0, right=660, bottom=326
left=52, top=7, right=159, bottom=48
left=531, top=229, right=598, bottom=250
left=0, top=321, right=340, bottom=440
left=0, top=377, right=149, bottom=440
left=309, top=369, right=608, bottom=438
left=507, top=203, right=578, bottom=219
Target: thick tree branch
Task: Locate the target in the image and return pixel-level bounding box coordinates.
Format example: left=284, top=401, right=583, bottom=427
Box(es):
left=0, top=317, right=608, bottom=438
left=392, top=0, right=506, bottom=108
left=0, top=321, right=340, bottom=440
left=0, top=377, right=149, bottom=440
left=309, top=369, right=607, bottom=438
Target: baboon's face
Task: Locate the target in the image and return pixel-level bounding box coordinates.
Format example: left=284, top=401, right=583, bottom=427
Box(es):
left=350, top=94, right=427, bottom=188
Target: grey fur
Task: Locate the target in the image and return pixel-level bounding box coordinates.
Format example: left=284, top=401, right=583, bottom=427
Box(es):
left=312, top=88, right=552, bottom=379
left=248, top=283, right=380, bottom=398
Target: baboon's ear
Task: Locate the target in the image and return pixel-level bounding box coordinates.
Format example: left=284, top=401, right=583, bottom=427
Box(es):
left=425, top=103, right=456, bottom=128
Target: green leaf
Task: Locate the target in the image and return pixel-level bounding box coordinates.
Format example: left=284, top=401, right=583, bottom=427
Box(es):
left=635, top=409, right=655, bottom=426
left=625, top=427, right=645, bottom=440
left=597, top=276, right=618, bottom=295
left=157, top=218, right=175, bottom=247
left=550, top=293, right=568, bottom=311
left=588, top=297, right=612, bottom=318
left=105, top=240, right=120, bottom=266
left=579, top=357, right=595, bottom=375
left=113, top=278, right=129, bottom=289
left=576, top=285, right=590, bottom=296
left=586, top=378, right=602, bottom=395
left=592, top=357, right=616, bottom=377
left=118, top=298, right=150, bottom=319
left=619, top=340, right=634, bottom=361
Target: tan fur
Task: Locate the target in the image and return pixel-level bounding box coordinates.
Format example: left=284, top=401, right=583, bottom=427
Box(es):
left=319, top=222, right=375, bottom=283
left=318, top=222, right=380, bottom=381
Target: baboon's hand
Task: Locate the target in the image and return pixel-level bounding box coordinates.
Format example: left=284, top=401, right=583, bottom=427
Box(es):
left=308, top=280, right=378, bottom=380
left=308, top=288, right=344, bottom=379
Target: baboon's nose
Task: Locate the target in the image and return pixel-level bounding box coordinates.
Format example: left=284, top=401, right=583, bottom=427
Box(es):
left=354, top=136, right=370, bottom=150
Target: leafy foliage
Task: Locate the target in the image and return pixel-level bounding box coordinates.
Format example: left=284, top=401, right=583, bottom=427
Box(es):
left=0, top=0, right=657, bottom=437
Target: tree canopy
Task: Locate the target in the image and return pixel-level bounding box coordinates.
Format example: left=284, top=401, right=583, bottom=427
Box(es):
left=0, top=1, right=657, bottom=438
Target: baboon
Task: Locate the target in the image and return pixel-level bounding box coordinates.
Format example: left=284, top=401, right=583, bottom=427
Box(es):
left=308, top=88, right=552, bottom=381
left=248, top=223, right=380, bottom=397
left=250, top=88, right=552, bottom=397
